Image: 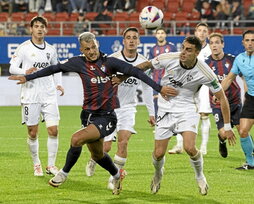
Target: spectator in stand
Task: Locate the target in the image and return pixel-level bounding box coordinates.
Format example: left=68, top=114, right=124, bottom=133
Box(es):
left=114, top=0, right=135, bottom=13
left=0, top=0, right=13, bottom=14
left=56, top=0, right=72, bottom=13
left=214, top=0, right=230, bottom=29
left=69, top=0, right=90, bottom=13
left=246, top=0, right=254, bottom=26
left=92, top=8, right=112, bottom=35
left=94, top=0, right=114, bottom=12
left=74, top=13, right=89, bottom=35
left=200, top=0, right=214, bottom=26
left=0, top=23, right=6, bottom=36
left=13, top=0, right=28, bottom=12
left=229, top=0, right=243, bottom=27
left=16, top=21, right=28, bottom=35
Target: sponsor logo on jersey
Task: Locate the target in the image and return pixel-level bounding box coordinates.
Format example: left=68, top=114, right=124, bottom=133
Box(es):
left=46, top=53, right=50, bottom=60
left=100, top=65, right=106, bottom=72
left=186, top=74, right=193, bottom=82
left=90, top=66, right=96, bottom=70
left=168, top=76, right=183, bottom=87
left=217, top=74, right=227, bottom=81
left=124, top=77, right=138, bottom=85
left=211, top=79, right=220, bottom=89
left=91, top=76, right=111, bottom=84
left=33, top=62, right=50, bottom=68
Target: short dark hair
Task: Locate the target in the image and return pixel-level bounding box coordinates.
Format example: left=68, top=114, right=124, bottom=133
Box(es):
left=122, top=27, right=139, bottom=38
left=209, top=32, right=224, bottom=43
left=30, top=16, right=48, bottom=28
left=184, top=36, right=202, bottom=51
left=242, top=30, right=254, bottom=39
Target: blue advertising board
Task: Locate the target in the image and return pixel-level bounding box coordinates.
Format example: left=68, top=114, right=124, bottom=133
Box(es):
left=0, top=36, right=245, bottom=64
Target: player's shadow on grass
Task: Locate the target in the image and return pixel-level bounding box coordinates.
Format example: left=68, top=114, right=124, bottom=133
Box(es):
left=50, top=179, right=222, bottom=204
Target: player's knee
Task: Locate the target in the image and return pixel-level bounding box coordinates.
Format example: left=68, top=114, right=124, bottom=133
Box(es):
left=239, top=129, right=249, bottom=138
left=71, top=134, right=82, bottom=147
left=153, top=150, right=165, bottom=160
left=118, top=139, right=128, bottom=150
left=47, top=126, right=58, bottom=137
left=27, top=128, right=37, bottom=138
left=184, top=146, right=195, bottom=156
left=103, top=144, right=112, bottom=153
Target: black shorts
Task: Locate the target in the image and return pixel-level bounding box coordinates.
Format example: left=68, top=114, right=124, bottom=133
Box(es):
left=80, top=110, right=117, bottom=138
left=212, top=103, right=242, bottom=130
left=241, top=93, right=254, bottom=119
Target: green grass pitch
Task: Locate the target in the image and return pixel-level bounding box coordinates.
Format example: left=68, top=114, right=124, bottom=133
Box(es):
left=0, top=106, right=253, bottom=204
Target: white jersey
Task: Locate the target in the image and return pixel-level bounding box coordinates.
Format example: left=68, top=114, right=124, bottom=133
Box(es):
left=109, top=51, right=154, bottom=116
left=9, top=40, right=62, bottom=104
left=151, top=52, right=221, bottom=113
left=198, top=43, right=211, bottom=61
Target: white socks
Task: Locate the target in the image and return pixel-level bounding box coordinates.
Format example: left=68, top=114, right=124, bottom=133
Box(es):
left=27, top=137, right=41, bottom=165
left=152, top=155, right=165, bottom=174
left=47, top=135, right=58, bottom=167
left=176, top=134, right=183, bottom=148
left=201, top=116, right=210, bottom=147
left=190, top=151, right=204, bottom=180
left=114, top=154, right=127, bottom=169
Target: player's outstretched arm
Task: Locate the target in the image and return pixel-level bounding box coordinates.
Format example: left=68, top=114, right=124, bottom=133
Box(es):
left=8, top=75, right=27, bottom=84
left=136, top=61, right=153, bottom=71
left=160, top=86, right=178, bottom=98
left=221, top=72, right=237, bottom=91
left=214, top=89, right=236, bottom=146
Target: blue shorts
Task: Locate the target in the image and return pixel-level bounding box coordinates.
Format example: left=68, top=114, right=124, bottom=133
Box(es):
left=80, top=110, right=117, bottom=138
left=241, top=93, right=254, bottom=119
left=212, top=103, right=242, bottom=130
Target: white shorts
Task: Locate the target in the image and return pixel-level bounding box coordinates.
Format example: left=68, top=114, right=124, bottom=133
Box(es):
left=22, top=103, right=60, bottom=127
left=198, top=85, right=212, bottom=113
left=104, top=107, right=136, bottom=142
left=155, top=110, right=200, bottom=140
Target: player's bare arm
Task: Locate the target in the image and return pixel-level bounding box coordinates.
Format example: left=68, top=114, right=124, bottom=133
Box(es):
left=136, top=61, right=153, bottom=71
left=56, top=85, right=65, bottom=96
left=214, top=89, right=236, bottom=146
left=8, top=75, right=27, bottom=84
left=25, top=67, right=37, bottom=75
left=221, top=72, right=237, bottom=91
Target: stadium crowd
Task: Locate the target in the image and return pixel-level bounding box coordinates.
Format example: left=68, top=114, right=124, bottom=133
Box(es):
left=0, top=0, right=253, bottom=36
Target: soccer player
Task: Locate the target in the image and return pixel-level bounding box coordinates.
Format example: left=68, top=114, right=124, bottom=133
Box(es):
left=86, top=27, right=156, bottom=187
left=168, top=22, right=212, bottom=155
left=222, top=30, right=254, bottom=170
left=148, top=28, right=183, bottom=155
left=148, top=27, right=177, bottom=118
left=9, top=16, right=64, bottom=177
left=137, top=36, right=236, bottom=195
left=9, top=32, right=177, bottom=194
left=207, top=32, right=242, bottom=158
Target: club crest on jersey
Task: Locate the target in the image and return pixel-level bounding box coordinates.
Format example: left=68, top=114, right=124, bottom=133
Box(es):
left=186, top=74, right=193, bottom=82
left=90, top=66, right=96, bottom=70
left=100, top=65, right=106, bottom=72
left=46, top=53, right=50, bottom=60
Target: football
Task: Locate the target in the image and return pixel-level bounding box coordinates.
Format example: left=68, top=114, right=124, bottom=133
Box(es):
left=139, top=6, right=164, bottom=30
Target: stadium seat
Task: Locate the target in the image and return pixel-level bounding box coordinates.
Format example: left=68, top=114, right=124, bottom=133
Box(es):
left=233, top=28, right=244, bottom=35
left=85, top=12, right=98, bottom=21
left=47, top=29, right=60, bottom=36
left=166, top=1, right=179, bottom=13
left=69, top=13, right=79, bottom=21
left=136, top=1, right=148, bottom=12
left=43, top=12, right=55, bottom=21
left=63, top=29, right=73, bottom=36
left=55, top=12, right=69, bottom=21
left=113, top=12, right=129, bottom=21
left=151, top=0, right=165, bottom=11
left=181, top=1, right=195, bottom=13
left=25, top=12, right=38, bottom=21
left=0, top=12, right=9, bottom=22
left=11, top=12, right=25, bottom=22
